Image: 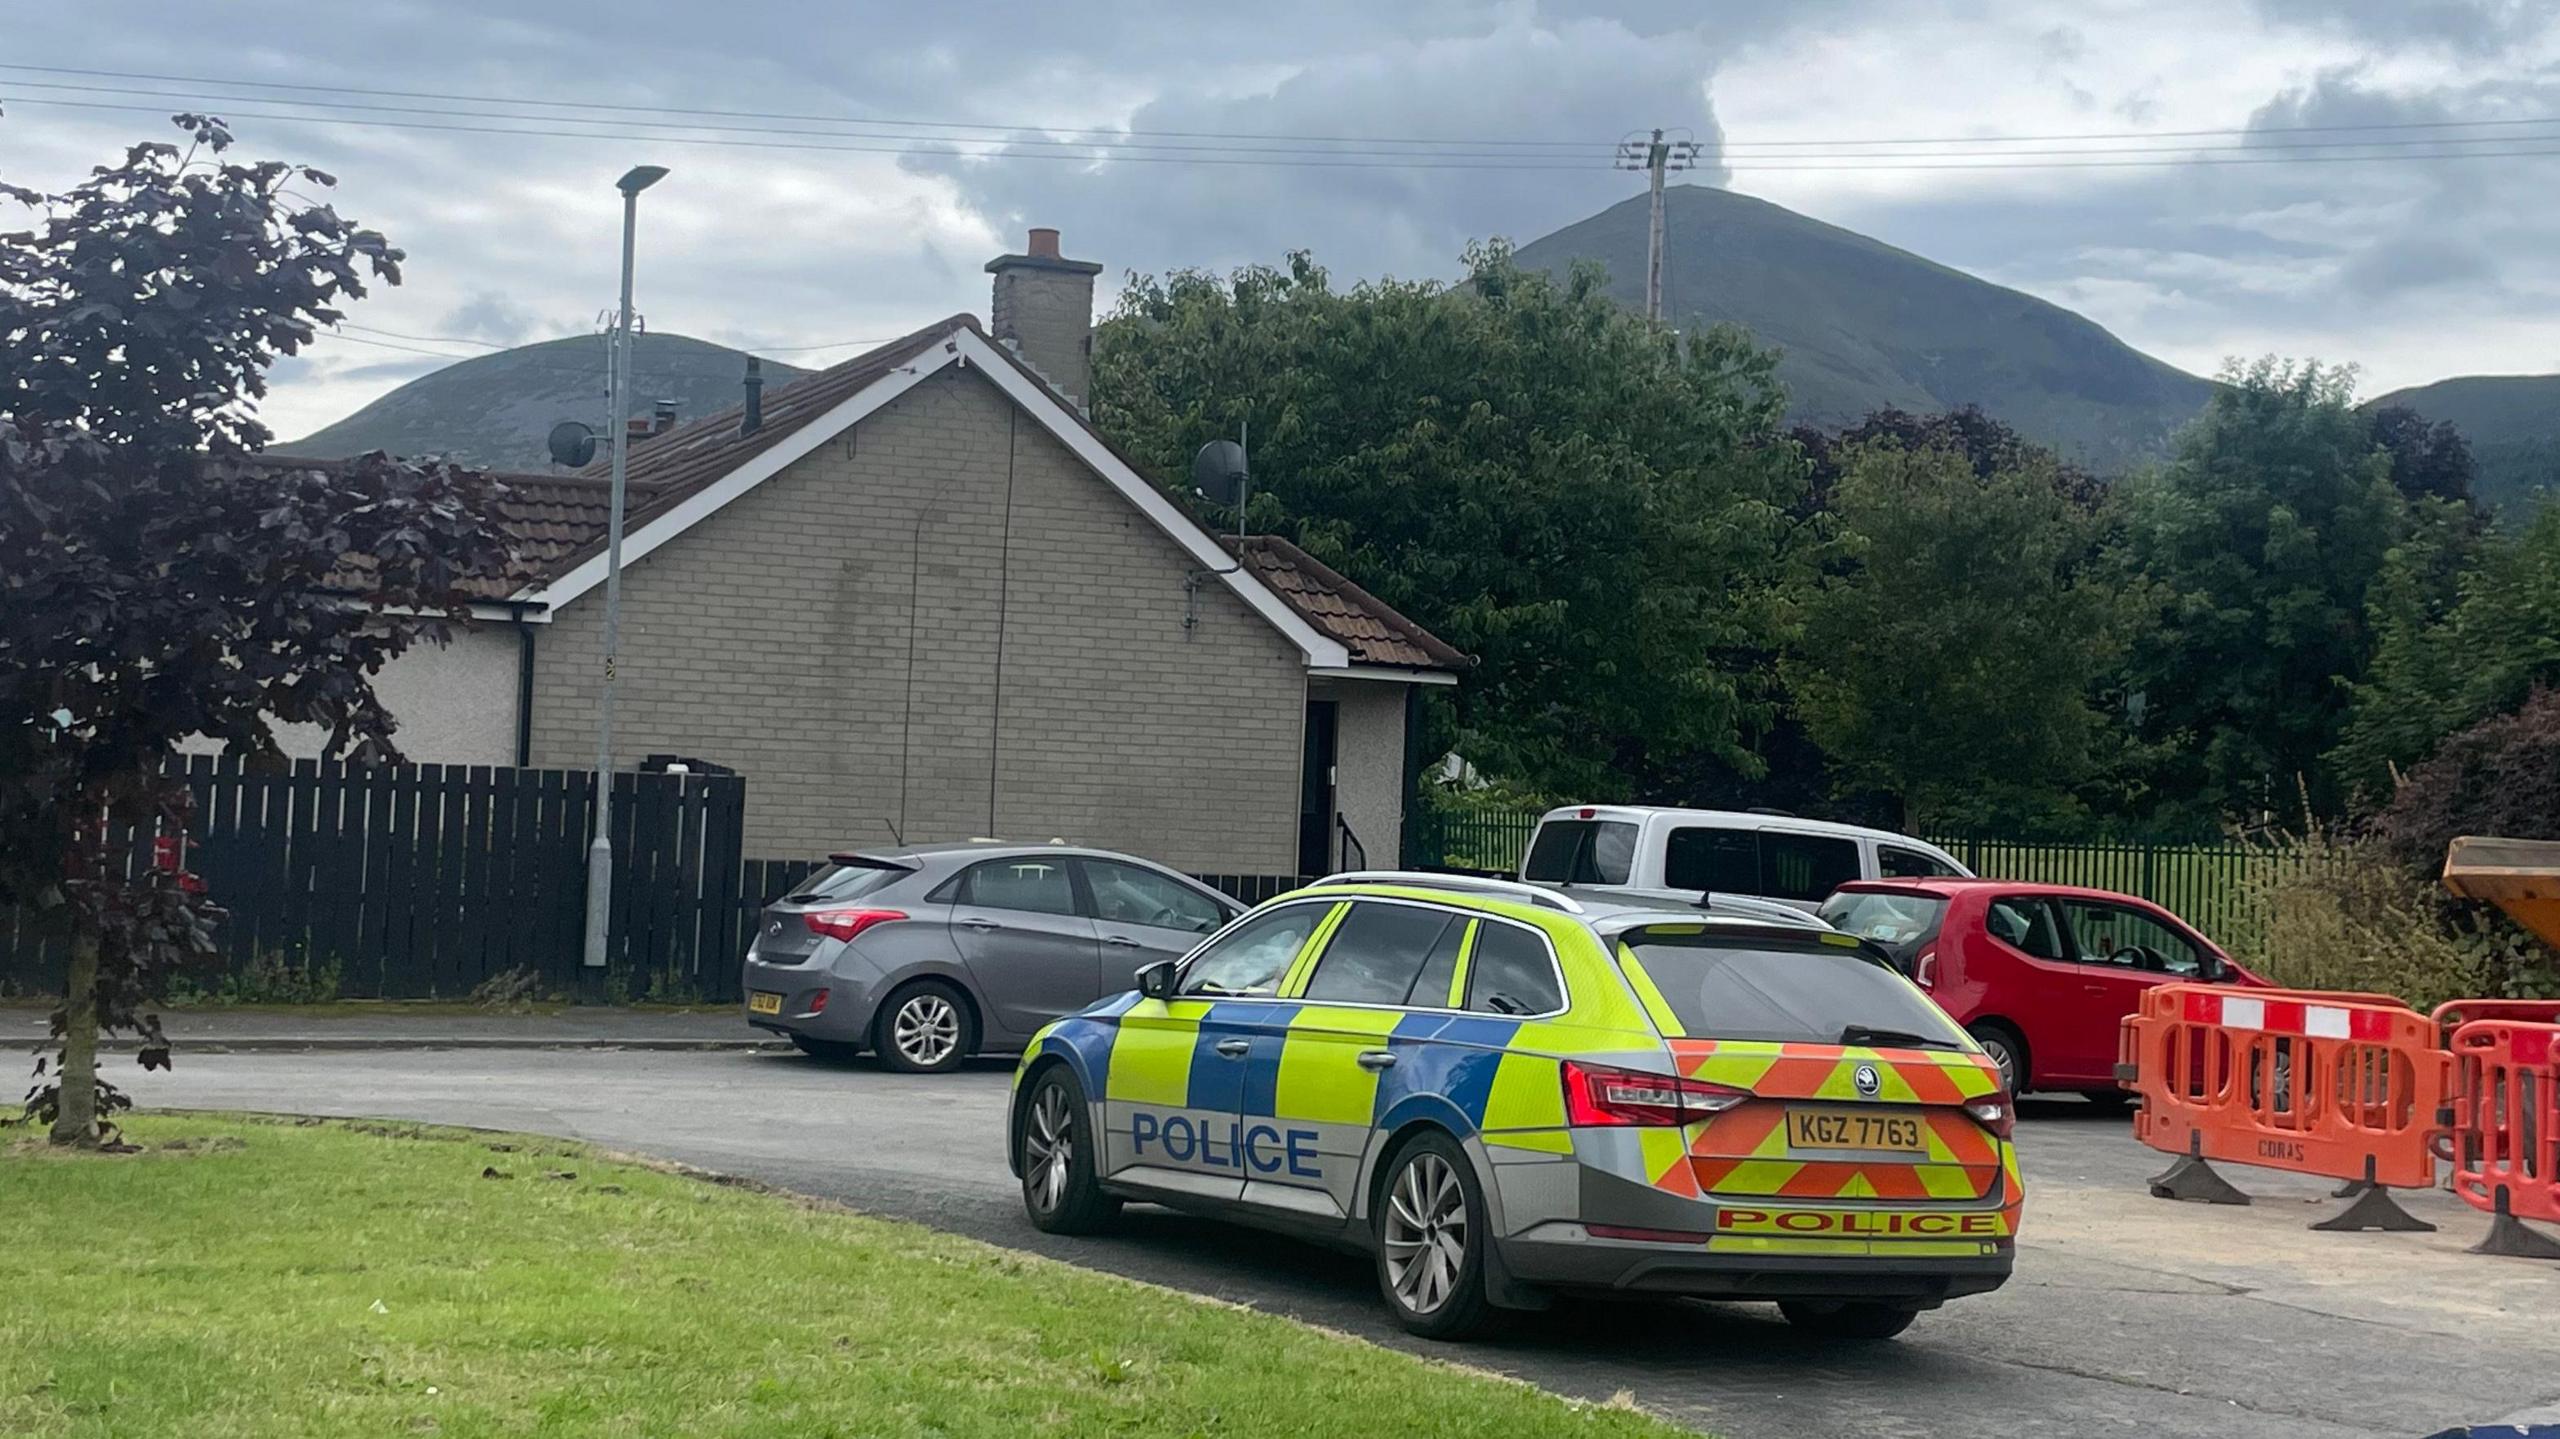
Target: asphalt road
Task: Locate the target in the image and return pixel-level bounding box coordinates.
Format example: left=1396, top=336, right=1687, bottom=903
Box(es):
left=118, top=1047, right=2559, bottom=1439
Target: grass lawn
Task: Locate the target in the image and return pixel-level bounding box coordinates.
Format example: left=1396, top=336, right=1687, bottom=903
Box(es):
left=0, top=1115, right=1688, bottom=1438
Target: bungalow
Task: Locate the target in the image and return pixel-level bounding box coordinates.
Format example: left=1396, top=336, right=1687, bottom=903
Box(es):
left=308, top=230, right=1466, bottom=877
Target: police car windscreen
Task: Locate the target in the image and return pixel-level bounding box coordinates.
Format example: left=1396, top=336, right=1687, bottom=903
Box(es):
left=1620, top=935, right=1968, bottom=1047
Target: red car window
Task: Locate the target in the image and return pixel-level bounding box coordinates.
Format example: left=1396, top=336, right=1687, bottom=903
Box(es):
left=1984, top=897, right=2065, bottom=960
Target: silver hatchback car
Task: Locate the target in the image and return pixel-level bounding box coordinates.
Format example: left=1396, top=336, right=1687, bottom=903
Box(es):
left=741, top=842, right=1245, bottom=1072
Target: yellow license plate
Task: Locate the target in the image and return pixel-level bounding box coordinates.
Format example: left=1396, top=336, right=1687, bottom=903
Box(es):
left=748, top=992, right=783, bottom=1015
left=1786, top=1107, right=1926, bottom=1153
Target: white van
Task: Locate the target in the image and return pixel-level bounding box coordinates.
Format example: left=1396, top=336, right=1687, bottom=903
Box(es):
left=1518, top=805, right=1972, bottom=914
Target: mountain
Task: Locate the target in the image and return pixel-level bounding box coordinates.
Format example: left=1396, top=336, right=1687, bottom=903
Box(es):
left=2366, top=375, right=2560, bottom=514
left=282, top=333, right=809, bottom=471
left=1514, top=185, right=2217, bottom=473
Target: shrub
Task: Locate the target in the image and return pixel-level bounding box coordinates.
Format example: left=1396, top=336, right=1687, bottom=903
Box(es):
left=2230, top=832, right=2510, bottom=1009
left=2372, top=687, right=2560, bottom=880
left=467, top=967, right=543, bottom=1010
left=165, top=947, right=344, bottom=1006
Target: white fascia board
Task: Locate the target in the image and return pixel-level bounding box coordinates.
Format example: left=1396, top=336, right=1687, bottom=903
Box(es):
left=948, top=328, right=1353, bottom=671
left=328, top=598, right=549, bottom=625
left=517, top=334, right=966, bottom=609
left=1308, top=665, right=1459, bottom=687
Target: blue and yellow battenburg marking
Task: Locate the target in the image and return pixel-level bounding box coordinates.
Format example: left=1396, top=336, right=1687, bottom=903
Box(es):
left=1018, top=885, right=2021, bottom=1247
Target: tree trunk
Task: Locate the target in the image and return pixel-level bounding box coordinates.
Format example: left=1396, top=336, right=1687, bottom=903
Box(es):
left=49, top=916, right=100, bottom=1146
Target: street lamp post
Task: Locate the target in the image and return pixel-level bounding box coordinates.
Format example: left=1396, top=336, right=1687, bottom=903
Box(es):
left=584, top=163, right=669, bottom=975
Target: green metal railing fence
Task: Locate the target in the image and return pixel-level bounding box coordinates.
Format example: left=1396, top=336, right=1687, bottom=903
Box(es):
left=1405, top=803, right=2288, bottom=947
left=1919, top=834, right=2290, bottom=949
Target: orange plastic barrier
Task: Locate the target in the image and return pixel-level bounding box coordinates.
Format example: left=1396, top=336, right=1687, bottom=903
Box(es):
left=2432, top=998, right=2560, bottom=1036
left=2119, top=983, right=2449, bottom=1229
left=2447, top=1019, right=2560, bottom=1259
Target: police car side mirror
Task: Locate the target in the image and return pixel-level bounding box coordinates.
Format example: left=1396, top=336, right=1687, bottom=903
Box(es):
left=1136, top=960, right=1178, bottom=1001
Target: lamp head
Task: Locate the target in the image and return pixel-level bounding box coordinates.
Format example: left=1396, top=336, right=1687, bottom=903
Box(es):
left=617, top=165, right=670, bottom=196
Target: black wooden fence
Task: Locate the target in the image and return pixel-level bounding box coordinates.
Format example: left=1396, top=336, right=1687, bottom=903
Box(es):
left=1, top=757, right=749, bottom=1003
left=0, top=757, right=1341, bottom=1006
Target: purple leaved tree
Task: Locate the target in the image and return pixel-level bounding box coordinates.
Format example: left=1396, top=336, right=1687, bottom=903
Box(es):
left=0, top=114, right=511, bottom=1146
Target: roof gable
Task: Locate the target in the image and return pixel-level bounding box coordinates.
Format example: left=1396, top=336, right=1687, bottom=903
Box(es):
left=497, top=318, right=1460, bottom=677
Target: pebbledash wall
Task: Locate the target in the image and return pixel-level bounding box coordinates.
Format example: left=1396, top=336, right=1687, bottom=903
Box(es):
left=178, top=623, right=521, bottom=767
left=522, top=364, right=1314, bottom=872
left=1321, top=678, right=1406, bottom=868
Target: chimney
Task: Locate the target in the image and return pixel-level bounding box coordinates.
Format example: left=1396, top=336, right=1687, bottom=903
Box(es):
left=741, top=357, right=764, bottom=437
left=985, top=226, right=1103, bottom=409
left=651, top=399, right=678, bottom=435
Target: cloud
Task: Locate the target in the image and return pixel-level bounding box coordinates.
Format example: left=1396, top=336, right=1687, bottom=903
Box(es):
left=7, top=0, right=2560, bottom=436
left=438, top=292, right=540, bottom=345
left=903, top=8, right=1727, bottom=293
left=2252, top=0, right=2553, bottom=56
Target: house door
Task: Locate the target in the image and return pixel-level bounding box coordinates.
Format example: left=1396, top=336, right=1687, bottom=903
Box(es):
left=1299, top=699, right=1339, bottom=876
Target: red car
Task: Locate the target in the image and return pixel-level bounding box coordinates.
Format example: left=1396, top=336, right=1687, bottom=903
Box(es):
left=1815, top=879, right=2266, bottom=1102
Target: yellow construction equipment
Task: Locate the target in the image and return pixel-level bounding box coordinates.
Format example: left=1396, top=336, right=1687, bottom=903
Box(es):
left=2442, top=835, right=2560, bottom=950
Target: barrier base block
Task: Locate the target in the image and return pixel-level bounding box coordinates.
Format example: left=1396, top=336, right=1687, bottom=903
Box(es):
left=2148, top=1152, right=2251, bottom=1206
left=2332, top=1177, right=2371, bottom=1199
left=2310, top=1183, right=2435, bottom=1233
left=2470, top=1211, right=2560, bottom=1261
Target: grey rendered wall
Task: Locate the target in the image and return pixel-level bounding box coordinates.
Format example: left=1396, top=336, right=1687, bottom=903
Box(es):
left=526, top=366, right=1308, bottom=872
left=1319, top=678, right=1410, bottom=870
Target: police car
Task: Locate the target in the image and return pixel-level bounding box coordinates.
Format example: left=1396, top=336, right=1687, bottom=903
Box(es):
left=1008, top=875, right=2022, bottom=1340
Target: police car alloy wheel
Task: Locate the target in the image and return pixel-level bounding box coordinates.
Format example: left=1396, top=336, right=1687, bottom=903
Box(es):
left=1375, top=1132, right=1496, bottom=1340
left=873, top=979, right=975, bottom=1073
left=1019, top=1068, right=1118, bottom=1234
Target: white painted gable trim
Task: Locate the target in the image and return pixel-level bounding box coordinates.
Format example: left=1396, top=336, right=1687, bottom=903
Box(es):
left=946, top=327, right=1351, bottom=670
left=515, top=321, right=1365, bottom=673
left=516, top=333, right=966, bottom=610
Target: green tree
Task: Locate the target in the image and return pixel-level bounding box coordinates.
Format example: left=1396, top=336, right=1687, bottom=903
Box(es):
left=1091, top=244, right=1805, bottom=799
left=2110, top=359, right=2406, bottom=823
left=1781, top=439, right=2124, bottom=830
left=2333, top=497, right=2560, bottom=794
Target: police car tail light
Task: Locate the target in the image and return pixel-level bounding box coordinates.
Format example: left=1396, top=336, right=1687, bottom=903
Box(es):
left=804, top=908, right=907, bottom=942
left=1561, top=1061, right=1748, bottom=1127
left=1966, top=1095, right=2014, bottom=1139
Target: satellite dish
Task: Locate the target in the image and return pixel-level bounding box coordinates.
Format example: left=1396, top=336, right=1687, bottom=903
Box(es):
left=547, top=420, right=598, bottom=468
left=1190, top=439, right=1249, bottom=510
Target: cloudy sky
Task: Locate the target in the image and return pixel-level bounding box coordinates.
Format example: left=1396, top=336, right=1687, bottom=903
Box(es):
left=7, top=0, right=2556, bottom=439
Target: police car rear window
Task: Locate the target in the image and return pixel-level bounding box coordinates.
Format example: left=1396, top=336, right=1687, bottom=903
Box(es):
left=1617, top=934, right=1967, bottom=1047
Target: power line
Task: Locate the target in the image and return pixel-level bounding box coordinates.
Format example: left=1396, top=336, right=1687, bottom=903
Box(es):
left=13, top=94, right=2560, bottom=174
left=748, top=336, right=897, bottom=352
left=5, top=60, right=2556, bottom=156
left=341, top=322, right=508, bottom=349
left=0, top=62, right=1613, bottom=150
left=0, top=78, right=1623, bottom=160
left=0, top=96, right=1610, bottom=169
left=13, top=77, right=2560, bottom=163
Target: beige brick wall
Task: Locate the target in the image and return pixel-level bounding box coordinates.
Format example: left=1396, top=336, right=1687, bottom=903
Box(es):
left=526, top=366, right=1308, bottom=872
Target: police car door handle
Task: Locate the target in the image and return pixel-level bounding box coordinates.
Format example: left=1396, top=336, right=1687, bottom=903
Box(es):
left=1356, top=1050, right=1397, bottom=1071
left=1214, top=1038, right=1251, bottom=1059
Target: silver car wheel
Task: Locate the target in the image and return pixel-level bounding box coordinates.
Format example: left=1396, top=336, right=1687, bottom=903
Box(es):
left=892, top=993, right=962, bottom=1067
left=1024, top=1081, right=1074, bottom=1214
left=1382, top=1151, right=1468, bottom=1315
